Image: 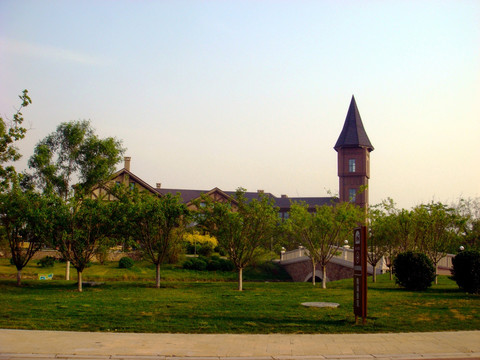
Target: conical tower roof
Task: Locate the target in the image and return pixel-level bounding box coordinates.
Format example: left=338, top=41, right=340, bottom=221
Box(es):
left=334, top=96, right=374, bottom=152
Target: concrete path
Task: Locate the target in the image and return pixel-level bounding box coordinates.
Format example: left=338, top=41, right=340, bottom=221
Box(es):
left=0, top=329, right=480, bottom=360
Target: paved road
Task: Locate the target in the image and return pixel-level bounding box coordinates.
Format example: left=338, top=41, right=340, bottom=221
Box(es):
left=0, top=329, right=479, bottom=360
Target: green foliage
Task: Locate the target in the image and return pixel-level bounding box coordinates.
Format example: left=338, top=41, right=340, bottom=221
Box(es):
left=414, top=202, right=462, bottom=269
left=118, top=256, right=134, bottom=269
left=27, top=119, right=124, bottom=199
left=37, top=256, right=56, bottom=268
left=285, top=201, right=364, bottom=288
left=197, top=242, right=214, bottom=257
left=183, top=257, right=207, bottom=271
left=194, top=188, right=279, bottom=290
left=452, top=250, right=480, bottom=294
left=114, top=189, right=189, bottom=288
left=394, top=251, right=436, bottom=291
left=183, top=256, right=234, bottom=272
left=52, top=196, right=115, bottom=291
left=0, top=185, right=56, bottom=285
left=0, top=90, right=31, bottom=191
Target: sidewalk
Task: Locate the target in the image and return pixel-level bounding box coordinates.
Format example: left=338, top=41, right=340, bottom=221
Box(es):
left=1, top=329, right=480, bottom=360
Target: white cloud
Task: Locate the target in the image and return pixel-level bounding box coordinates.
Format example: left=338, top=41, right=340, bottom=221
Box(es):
left=0, top=37, right=107, bottom=66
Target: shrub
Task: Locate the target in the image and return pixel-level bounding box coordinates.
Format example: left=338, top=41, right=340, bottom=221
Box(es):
left=452, top=250, right=480, bottom=294
left=197, top=242, right=214, bottom=257
left=205, top=256, right=234, bottom=272
left=119, top=256, right=134, bottom=269
left=37, top=256, right=56, bottom=268
left=183, top=257, right=207, bottom=271
left=214, top=246, right=226, bottom=256
left=394, top=251, right=436, bottom=291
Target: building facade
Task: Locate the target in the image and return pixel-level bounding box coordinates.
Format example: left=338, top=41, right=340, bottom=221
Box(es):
left=92, top=96, right=373, bottom=214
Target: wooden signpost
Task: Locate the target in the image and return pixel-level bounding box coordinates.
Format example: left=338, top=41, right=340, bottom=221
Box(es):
left=353, top=226, right=367, bottom=324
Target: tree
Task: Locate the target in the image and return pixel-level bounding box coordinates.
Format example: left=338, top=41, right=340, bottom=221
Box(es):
left=385, top=208, right=416, bottom=280
left=195, top=188, right=278, bottom=291
left=0, top=90, right=31, bottom=191
left=453, top=197, right=480, bottom=250
left=367, top=199, right=396, bottom=282
left=0, top=184, right=54, bottom=285
left=28, top=119, right=125, bottom=199
left=415, top=202, right=460, bottom=284
left=285, top=201, right=363, bottom=289
left=120, top=190, right=189, bottom=288
left=28, top=119, right=124, bottom=280
left=54, top=197, right=113, bottom=292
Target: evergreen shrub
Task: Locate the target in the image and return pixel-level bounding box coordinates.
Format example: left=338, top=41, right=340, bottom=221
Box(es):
left=197, top=242, right=214, bottom=257
left=119, top=256, right=134, bottom=269
left=183, top=257, right=207, bottom=271
left=394, top=251, right=436, bottom=291
left=452, top=250, right=480, bottom=294
left=37, top=256, right=56, bottom=268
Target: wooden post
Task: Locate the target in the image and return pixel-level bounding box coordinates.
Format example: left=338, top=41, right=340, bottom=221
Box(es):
left=353, top=226, right=367, bottom=324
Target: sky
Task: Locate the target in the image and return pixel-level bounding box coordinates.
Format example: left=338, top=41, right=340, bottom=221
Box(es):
left=0, top=0, right=479, bottom=210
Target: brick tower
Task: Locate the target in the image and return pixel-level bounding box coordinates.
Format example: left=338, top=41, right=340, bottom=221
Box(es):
left=334, top=96, right=374, bottom=209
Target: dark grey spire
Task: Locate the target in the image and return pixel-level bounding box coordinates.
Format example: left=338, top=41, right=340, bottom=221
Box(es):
left=334, top=95, right=374, bottom=152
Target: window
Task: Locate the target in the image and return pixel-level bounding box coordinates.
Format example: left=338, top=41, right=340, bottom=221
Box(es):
left=349, top=159, right=356, bottom=172
left=349, top=188, right=357, bottom=202
left=129, top=182, right=135, bottom=190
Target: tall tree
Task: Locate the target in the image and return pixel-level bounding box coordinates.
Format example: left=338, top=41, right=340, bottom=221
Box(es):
left=28, top=119, right=124, bottom=280
left=286, top=201, right=363, bottom=289
left=0, top=184, right=54, bottom=285
left=0, top=90, right=31, bottom=191
left=120, top=190, right=189, bottom=288
left=28, top=119, right=125, bottom=199
left=195, top=189, right=278, bottom=291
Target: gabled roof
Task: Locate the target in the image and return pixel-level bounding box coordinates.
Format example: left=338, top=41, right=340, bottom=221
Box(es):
left=110, top=168, right=160, bottom=195
left=155, top=187, right=335, bottom=210
left=334, top=95, right=374, bottom=152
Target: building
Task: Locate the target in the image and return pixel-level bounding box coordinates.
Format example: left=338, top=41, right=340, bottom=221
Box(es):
left=91, top=96, right=373, bottom=215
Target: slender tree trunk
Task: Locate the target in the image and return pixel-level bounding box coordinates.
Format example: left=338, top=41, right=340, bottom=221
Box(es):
left=238, top=268, right=243, bottom=291
left=65, top=260, right=70, bottom=281
left=434, top=263, right=438, bottom=285
left=77, top=271, right=82, bottom=292
left=155, top=263, right=161, bottom=288
left=16, top=269, right=21, bottom=286
left=322, top=265, right=327, bottom=289
left=372, top=264, right=377, bottom=283
left=389, top=266, right=393, bottom=280
left=312, top=260, right=316, bottom=286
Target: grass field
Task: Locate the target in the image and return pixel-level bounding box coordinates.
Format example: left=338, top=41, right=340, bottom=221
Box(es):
left=1, top=258, right=479, bottom=334
left=0, top=257, right=290, bottom=282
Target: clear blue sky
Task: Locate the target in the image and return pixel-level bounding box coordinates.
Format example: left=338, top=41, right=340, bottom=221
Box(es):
left=1, top=0, right=479, bottom=209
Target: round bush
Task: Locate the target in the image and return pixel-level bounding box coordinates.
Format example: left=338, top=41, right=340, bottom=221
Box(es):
left=452, top=250, right=480, bottom=294
left=37, top=256, right=56, bottom=268
left=197, top=242, right=214, bottom=257
left=393, top=251, right=436, bottom=291
left=182, top=257, right=207, bottom=271
left=118, top=256, right=134, bottom=269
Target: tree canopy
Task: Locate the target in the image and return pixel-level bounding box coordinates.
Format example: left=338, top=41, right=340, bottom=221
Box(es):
left=195, top=188, right=278, bottom=291
left=28, top=119, right=124, bottom=199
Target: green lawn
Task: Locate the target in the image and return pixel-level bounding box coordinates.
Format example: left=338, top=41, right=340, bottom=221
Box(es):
left=1, top=264, right=479, bottom=334
left=0, top=258, right=290, bottom=282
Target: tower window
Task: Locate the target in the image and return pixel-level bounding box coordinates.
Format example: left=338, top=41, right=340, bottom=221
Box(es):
left=349, top=188, right=357, bottom=202
left=349, top=159, right=356, bottom=172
